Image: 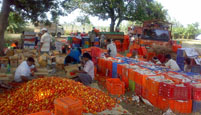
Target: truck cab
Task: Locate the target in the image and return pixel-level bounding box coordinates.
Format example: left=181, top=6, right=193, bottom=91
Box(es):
left=34, top=23, right=65, bottom=37
left=56, top=24, right=65, bottom=37
left=133, top=20, right=173, bottom=47
left=130, top=20, right=181, bottom=60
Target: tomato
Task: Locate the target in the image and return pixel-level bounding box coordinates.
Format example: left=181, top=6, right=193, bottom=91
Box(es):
left=0, top=77, right=116, bottom=114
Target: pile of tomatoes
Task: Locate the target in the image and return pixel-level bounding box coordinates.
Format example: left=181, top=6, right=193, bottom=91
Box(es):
left=0, top=77, right=116, bottom=114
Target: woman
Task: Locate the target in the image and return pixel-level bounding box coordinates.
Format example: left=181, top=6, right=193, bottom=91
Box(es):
left=74, top=53, right=94, bottom=86
left=64, top=48, right=82, bottom=66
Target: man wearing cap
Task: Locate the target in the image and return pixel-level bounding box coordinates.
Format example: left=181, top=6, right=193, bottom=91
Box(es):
left=40, top=28, right=52, bottom=53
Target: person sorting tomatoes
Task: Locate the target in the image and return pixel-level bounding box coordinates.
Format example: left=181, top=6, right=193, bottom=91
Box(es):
left=14, top=57, right=36, bottom=82
left=106, top=39, right=117, bottom=57
left=64, top=48, right=82, bottom=66
left=164, top=54, right=180, bottom=71
left=73, top=53, right=94, bottom=86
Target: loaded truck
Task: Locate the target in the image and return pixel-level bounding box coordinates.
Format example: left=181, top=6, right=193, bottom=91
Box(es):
left=34, top=23, right=65, bottom=37
left=130, top=19, right=181, bottom=59
left=99, top=32, right=125, bottom=42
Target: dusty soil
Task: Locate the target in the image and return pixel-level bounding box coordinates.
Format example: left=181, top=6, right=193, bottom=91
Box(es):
left=96, top=82, right=163, bottom=115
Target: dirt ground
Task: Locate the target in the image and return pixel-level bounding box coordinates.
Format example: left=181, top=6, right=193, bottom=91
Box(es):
left=96, top=81, right=163, bottom=115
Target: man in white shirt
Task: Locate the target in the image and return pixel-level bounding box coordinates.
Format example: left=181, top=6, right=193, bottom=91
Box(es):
left=165, top=54, right=180, bottom=71
left=14, top=57, right=36, bottom=82
left=40, top=28, right=52, bottom=53
left=100, top=34, right=106, bottom=48
left=73, top=53, right=94, bottom=85
left=106, top=39, right=117, bottom=57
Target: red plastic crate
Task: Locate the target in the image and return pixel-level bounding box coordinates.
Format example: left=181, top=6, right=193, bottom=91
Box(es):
left=122, top=75, right=129, bottom=88
left=192, top=84, right=201, bottom=101
left=27, top=111, right=53, bottom=115
left=135, top=83, right=142, bottom=96
left=117, top=64, right=124, bottom=76
left=122, top=66, right=129, bottom=88
left=169, top=100, right=192, bottom=114
left=159, top=82, right=175, bottom=99
left=142, top=87, right=149, bottom=99
left=106, top=60, right=113, bottom=70
left=133, top=72, right=141, bottom=84
left=164, top=71, right=190, bottom=84
left=134, top=72, right=150, bottom=88
left=159, top=82, right=192, bottom=100
left=148, top=92, right=158, bottom=107
left=146, top=77, right=161, bottom=95
left=106, top=78, right=125, bottom=95
left=173, top=84, right=192, bottom=100
left=107, top=70, right=112, bottom=78
left=54, top=96, right=82, bottom=115
left=157, top=96, right=169, bottom=111
left=128, top=69, right=135, bottom=81
left=122, top=65, right=128, bottom=78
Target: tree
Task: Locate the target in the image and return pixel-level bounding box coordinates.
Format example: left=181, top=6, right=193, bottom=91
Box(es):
left=172, top=20, right=185, bottom=39
left=6, top=12, right=26, bottom=33
left=172, top=20, right=201, bottom=39
left=0, top=0, right=71, bottom=55
left=185, top=23, right=200, bottom=39
left=76, top=15, right=91, bottom=32
left=76, top=0, right=167, bottom=32
left=76, top=15, right=91, bottom=25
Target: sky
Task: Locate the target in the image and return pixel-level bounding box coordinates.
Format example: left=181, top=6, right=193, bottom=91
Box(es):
left=59, top=0, right=201, bottom=28
left=156, top=0, right=201, bottom=27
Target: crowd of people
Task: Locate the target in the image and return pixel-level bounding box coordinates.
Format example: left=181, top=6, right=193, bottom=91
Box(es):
left=0, top=27, right=192, bottom=90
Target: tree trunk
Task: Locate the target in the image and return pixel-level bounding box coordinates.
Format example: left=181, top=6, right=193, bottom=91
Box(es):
left=110, top=19, right=115, bottom=32
left=0, top=0, right=11, bottom=56
left=116, top=19, right=122, bottom=28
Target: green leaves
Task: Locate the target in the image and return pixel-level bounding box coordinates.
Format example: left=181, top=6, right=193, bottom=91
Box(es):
left=76, top=15, right=91, bottom=25
left=172, top=21, right=201, bottom=39
left=11, top=0, right=68, bottom=24
left=6, top=12, right=26, bottom=33
left=70, top=0, right=167, bottom=32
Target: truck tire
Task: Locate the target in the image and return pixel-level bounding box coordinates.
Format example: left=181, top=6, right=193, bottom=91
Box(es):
left=57, top=32, right=61, bottom=38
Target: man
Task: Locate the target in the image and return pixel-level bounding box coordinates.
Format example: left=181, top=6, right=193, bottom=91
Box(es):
left=40, top=28, right=52, bottom=53
left=100, top=34, right=106, bottom=48
left=89, top=30, right=96, bottom=46
left=14, top=57, right=36, bottom=82
left=164, top=54, right=180, bottom=71
left=106, top=39, right=117, bottom=57
left=64, top=48, right=82, bottom=66
left=73, top=53, right=94, bottom=86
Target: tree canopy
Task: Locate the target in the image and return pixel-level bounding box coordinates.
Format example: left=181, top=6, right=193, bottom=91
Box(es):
left=74, top=0, right=167, bottom=32
left=0, top=0, right=169, bottom=55
left=6, top=12, right=26, bottom=33
left=172, top=20, right=201, bottom=39
left=0, top=0, right=73, bottom=55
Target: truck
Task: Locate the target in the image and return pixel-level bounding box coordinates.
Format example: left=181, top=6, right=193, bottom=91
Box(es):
left=130, top=19, right=181, bottom=60
left=34, top=23, right=65, bottom=37
left=99, top=32, right=125, bottom=42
